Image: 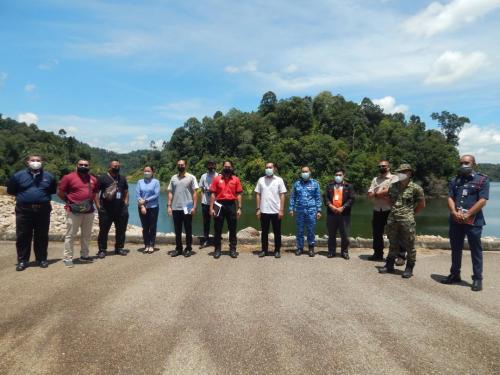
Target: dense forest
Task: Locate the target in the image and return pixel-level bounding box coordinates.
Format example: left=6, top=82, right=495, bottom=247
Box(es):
left=1, top=90, right=487, bottom=195
left=0, top=114, right=159, bottom=183
left=154, top=91, right=470, bottom=195
left=478, top=164, right=500, bottom=181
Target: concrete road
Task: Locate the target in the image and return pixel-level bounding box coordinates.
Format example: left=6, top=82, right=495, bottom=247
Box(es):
left=1, top=241, right=500, bottom=375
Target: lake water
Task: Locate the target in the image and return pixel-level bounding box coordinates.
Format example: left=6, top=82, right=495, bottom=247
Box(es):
left=127, top=182, right=500, bottom=238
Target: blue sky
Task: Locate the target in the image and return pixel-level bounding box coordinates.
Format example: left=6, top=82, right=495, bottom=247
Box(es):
left=1, top=0, right=499, bottom=162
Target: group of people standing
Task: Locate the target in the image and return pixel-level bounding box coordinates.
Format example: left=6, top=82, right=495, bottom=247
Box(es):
left=7, top=153, right=489, bottom=291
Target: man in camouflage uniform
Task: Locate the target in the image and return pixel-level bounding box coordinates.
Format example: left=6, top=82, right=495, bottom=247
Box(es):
left=378, top=164, right=426, bottom=278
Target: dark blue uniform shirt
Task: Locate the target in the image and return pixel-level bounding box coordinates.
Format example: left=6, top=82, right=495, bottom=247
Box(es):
left=7, top=169, right=57, bottom=204
left=448, top=172, right=489, bottom=226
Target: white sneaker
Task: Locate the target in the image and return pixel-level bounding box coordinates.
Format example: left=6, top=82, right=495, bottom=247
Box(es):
left=63, top=259, right=74, bottom=268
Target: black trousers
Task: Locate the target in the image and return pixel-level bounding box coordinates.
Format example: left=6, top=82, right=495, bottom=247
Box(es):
left=98, top=205, right=129, bottom=251
left=260, top=213, right=281, bottom=252
left=172, top=210, right=193, bottom=250
left=15, top=204, right=51, bottom=263
left=327, top=213, right=351, bottom=254
left=372, top=210, right=390, bottom=256
left=201, top=203, right=212, bottom=242
left=214, top=201, right=237, bottom=252
left=139, top=206, right=159, bottom=247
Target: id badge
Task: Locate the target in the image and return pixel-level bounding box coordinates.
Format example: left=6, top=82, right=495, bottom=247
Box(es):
left=462, top=190, right=468, bottom=196
left=334, top=194, right=339, bottom=201
left=116, top=191, right=122, bottom=199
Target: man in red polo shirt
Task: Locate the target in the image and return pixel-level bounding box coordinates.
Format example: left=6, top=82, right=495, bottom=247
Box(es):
left=57, top=159, right=99, bottom=267
left=209, top=160, right=243, bottom=259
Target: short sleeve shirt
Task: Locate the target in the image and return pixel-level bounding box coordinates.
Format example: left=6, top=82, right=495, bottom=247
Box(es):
left=58, top=172, right=99, bottom=210
left=168, top=173, right=199, bottom=210
left=388, top=181, right=424, bottom=222
left=254, top=175, right=287, bottom=214
left=448, top=173, right=489, bottom=226
left=209, top=175, right=243, bottom=201
left=199, top=172, right=219, bottom=205
left=368, top=173, right=395, bottom=211
left=98, top=173, right=128, bottom=208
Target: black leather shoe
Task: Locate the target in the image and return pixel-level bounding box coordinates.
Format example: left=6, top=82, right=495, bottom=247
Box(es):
left=327, top=252, right=336, bottom=258
left=230, top=251, right=238, bottom=258
left=16, top=262, right=28, bottom=271
left=341, top=252, right=350, bottom=260
left=471, top=279, right=482, bottom=292
left=258, top=251, right=267, bottom=258
left=368, top=254, right=384, bottom=261
left=115, top=249, right=127, bottom=256
left=183, top=248, right=192, bottom=257
left=274, top=251, right=281, bottom=259
left=379, top=258, right=395, bottom=274
left=402, top=264, right=414, bottom=278
left=213, top=250, right=221, bottom=259
left=308, top=246, right=315, bottom=257
left=97, top=251, right=106, bottom=259
left=295, top=249, right=303, bottom=256
left=38, top=260, right=49, bottom=268
left=199, top=240, right=208, bottom=249
left=79, top=256, right=93, bottom=263
left=171, top=249, right=181, bottom=257
left=441, top=274, right=462, bottom=284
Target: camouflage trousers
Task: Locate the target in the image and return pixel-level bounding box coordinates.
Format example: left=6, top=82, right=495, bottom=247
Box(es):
left=386, top=220, right=416, bottom=264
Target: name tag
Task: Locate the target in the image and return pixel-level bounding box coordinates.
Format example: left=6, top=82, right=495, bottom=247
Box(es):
left=462, top=190, right=468, bottom=196
left=116, top=192, right=122, bottom=199
left=334, top=194, right=340, bottom=201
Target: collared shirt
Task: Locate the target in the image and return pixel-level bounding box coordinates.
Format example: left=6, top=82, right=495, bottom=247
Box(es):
left=7, top=169, right=57, bottom=204
left=199, top=171, right=219, bottom=205
left=368, top=172, right=394, bottom=211
left=98, top=173, right=129, bottom=208
left=168, top=173, right=199, bottom=210
left=289, top=178, right=322, bottom=212
left=58, top=172, right=99, bottom=211
left=209, top=174, right=243, bottom=201
left=388, top=181, right=424, bottom=223
left=448, top=172, right=489, bottom=226
left=254, top=175, right=287, bottom=214
left=323, top=181, right=355, bottom=216
left=136, top=178, right=160, bottom=208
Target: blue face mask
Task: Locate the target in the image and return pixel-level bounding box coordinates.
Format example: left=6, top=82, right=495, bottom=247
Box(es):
left=265, top=168, right=274, bottom=176
left=334, top=175, right=343, bottom=184
left=301, top=172, right=310, bottom=180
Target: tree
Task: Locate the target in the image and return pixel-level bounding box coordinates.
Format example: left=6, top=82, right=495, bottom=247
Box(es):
left=431, top=111, right=470, bottom=146
left=58, top=128, right=67, bottom=137
left=258, top=91, right=277, bottom=115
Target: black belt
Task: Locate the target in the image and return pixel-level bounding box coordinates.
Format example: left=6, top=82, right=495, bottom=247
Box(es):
left=17, top=202, right=50, bottom=209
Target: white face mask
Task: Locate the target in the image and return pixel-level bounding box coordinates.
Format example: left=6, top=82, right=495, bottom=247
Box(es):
left=29, top=161, right=42, bottom=170
left=334, top=175, right=343, bottom=184
left=144, top=172, right=153, bottom=179
left=265, top=168, right=274, bottom=176
left=397, top=173, right=409, bottom=182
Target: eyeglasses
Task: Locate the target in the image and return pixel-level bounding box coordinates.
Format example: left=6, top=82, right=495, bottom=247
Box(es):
left=460, top=162, right=471, bottom=166
left=78, top=164, right=89, bottom=167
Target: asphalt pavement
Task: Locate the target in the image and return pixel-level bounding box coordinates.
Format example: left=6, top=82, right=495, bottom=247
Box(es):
left=1, top=241, right=500, bottom=374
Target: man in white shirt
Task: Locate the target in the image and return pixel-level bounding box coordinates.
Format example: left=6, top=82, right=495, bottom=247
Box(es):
left=255, top=162, right=287, bottom=258
left=367, top=160, right=403, bottom=261
left=198, top=160, right=218, bottom=248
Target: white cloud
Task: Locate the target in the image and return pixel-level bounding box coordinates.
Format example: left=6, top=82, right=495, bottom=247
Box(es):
left=25, top=83, right=36, bottom=92
left=425, top=50, right=488, bottom=85
left=155, top=98, right=225, bottom=121
left=39, top=114, right=175, bottom=152
left=224, top=60, right=258, bottom=74
left=372, top=96, right=409, bottom=114
left=17, top=113, right=39, bottom=125
left=37, top=59, right=59, bottom=70
left=0, top=72, right=7, bottom=86
left=459, top=124, right=500, bottom=163
left=404, top=0, right=500, bottom=37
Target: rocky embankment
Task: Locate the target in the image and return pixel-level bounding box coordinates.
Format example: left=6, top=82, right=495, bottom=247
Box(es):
left=1, top=194, right=499, bottom=250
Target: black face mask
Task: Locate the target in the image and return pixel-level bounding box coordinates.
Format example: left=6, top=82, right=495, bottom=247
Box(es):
left=208, top=167, right=215, bottom=172
left=178, top=166, right=186, bottom=172
left=223, top=168, right=233, bottom=175
left=111, top=167, right=120, bottom=174
left=378, top=166, right=388, bottom=174
left=77, top=167, right=90, bottom=174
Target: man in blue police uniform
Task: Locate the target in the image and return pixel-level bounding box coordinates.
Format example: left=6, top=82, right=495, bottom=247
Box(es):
left=7, top=154, right=57, bottom=271
left=442, top=154, right=489, bottom=292
left=289, top=166, right=322, bottom=257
